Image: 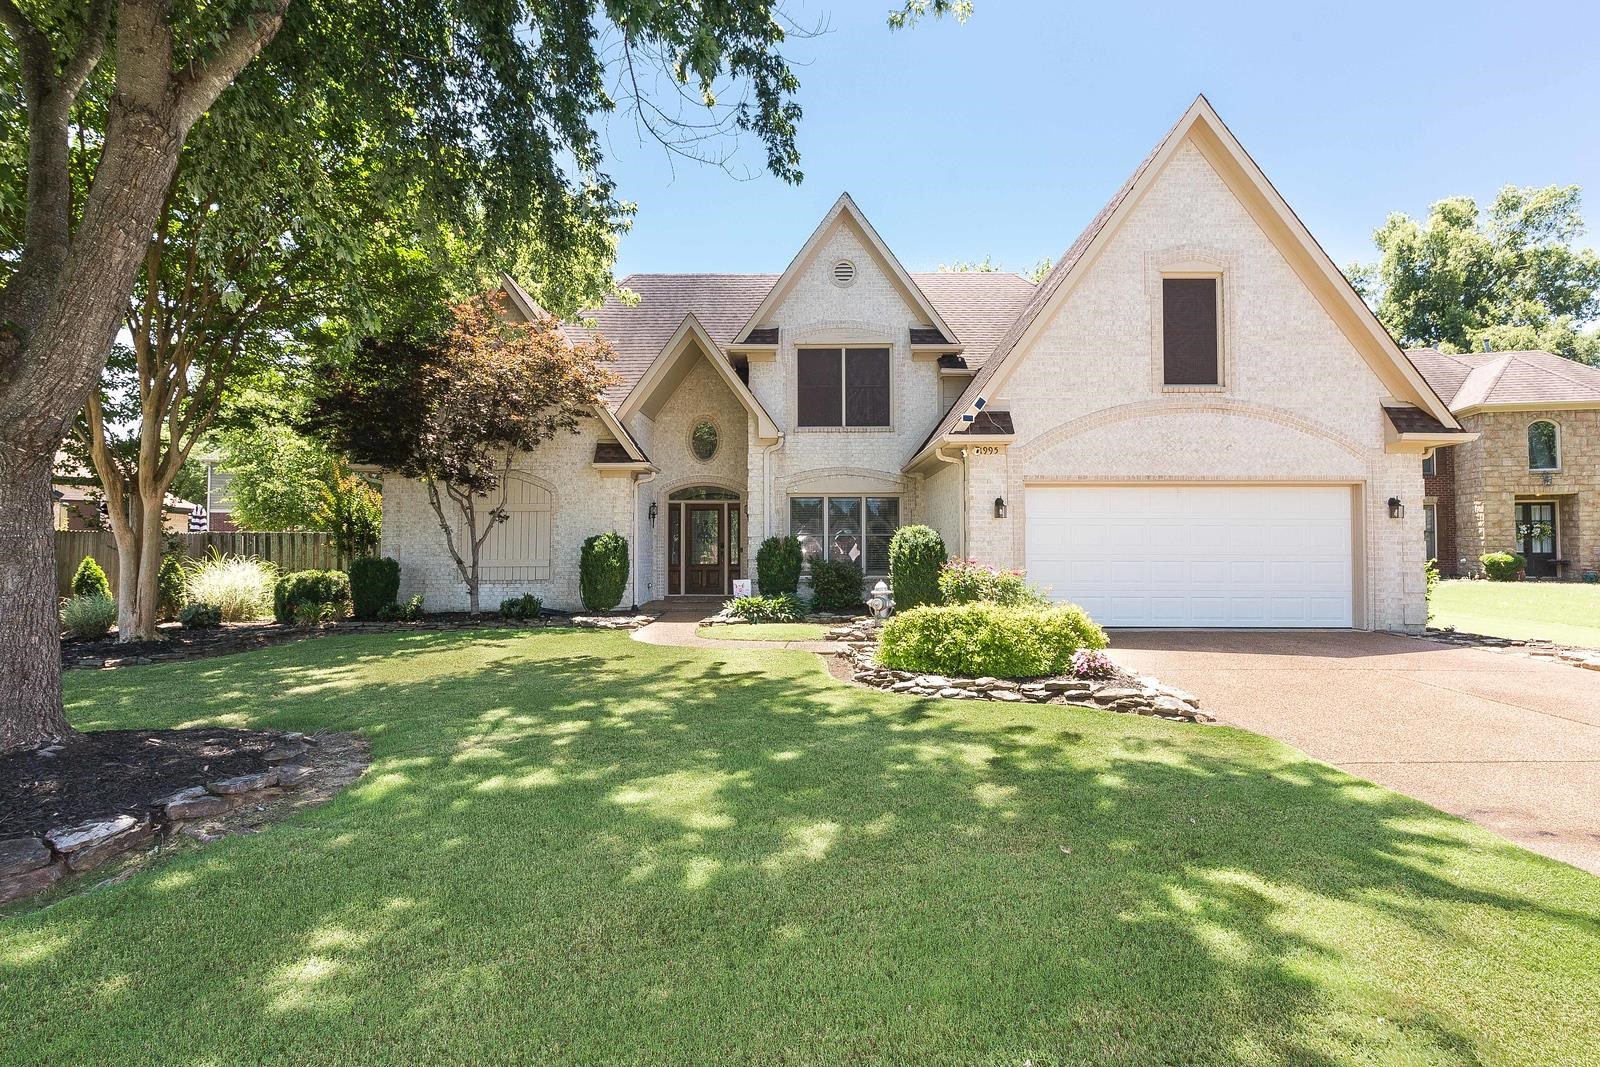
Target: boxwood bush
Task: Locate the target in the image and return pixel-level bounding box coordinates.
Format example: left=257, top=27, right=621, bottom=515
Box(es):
left=756, top=536, right=802, bottom=597
left=878, top=602, right=1108, bottom=679
left=273, top=569, right=351, bottom=625
left=724, top=594, right=803, bottom=623
left=888, top=525, right=945, bottom=610
left=580, top=532, right=629, bottom=611
left=72, top=555, right=111, bottom=598
left=499, top=593, right=543, bottom=620
left=349, top=556, right=401, bottom=619
left=808, top=558, right=863, bottom=613
left=178, top=602, right=222, bottom=629
left=1480, top=552, right=1526, bottom=582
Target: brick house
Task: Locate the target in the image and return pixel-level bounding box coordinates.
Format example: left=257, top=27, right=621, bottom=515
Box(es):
left=1411, top=348, right=1600, bottom=579
left=382, top=97, right=1473, bottom=630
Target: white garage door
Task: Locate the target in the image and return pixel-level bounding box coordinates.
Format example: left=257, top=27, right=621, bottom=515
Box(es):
left=1024, top=485, right=1353, bottom=628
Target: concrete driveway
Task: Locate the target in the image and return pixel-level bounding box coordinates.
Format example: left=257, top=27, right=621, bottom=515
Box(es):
left=1107, top=630, right=1600, bottom=875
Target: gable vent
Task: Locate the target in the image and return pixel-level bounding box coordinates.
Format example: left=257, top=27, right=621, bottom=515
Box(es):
left=831, top=259, right=856, bottom=287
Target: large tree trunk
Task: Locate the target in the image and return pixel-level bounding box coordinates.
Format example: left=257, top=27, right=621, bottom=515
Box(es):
left=0, top=449, right=71, bottom=752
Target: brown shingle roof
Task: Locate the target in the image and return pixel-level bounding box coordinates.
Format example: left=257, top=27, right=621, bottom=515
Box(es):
left=1407, top=348, right=1600, bottom=411
left=951, top=410, right=1014, bottom=436
left=592, top=441, right=637, bottom=464
left=741, top=326, right=779, bottom=345
left=909, top=326, right=950, bottom=345
left=1383, top=405, right=1454, bottom=435
left=567, top=271, right=1035, bottom=404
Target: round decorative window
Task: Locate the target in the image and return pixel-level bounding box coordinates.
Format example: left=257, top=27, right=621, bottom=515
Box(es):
left=690, top=419, right=718, bottom=462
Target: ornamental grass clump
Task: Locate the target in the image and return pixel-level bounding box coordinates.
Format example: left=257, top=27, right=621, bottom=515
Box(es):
left=61, top=594, right=118, bottom=640
left=724, top=594, right=803, bottom=623
left=183, top=551, right=277, bottom=621
left=878, top=602, right=1108, bottom=680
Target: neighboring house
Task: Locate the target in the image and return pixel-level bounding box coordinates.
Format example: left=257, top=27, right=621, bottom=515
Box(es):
left=198, top=454, right=239, bottom=532
left=1411, top=348, right=1600, bottom=579
left=383, top=97, right=1471, bottom=630
left=51, top=454, right=198, bottom=534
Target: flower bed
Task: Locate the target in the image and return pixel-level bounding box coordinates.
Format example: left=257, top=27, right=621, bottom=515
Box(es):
left=828, top=619, right=1211, bottom=723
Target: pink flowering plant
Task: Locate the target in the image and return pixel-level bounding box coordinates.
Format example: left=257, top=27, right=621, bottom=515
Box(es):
left=1070, top=648, right=1118, bottom=681
left=937, top=557, right=1049, bottom=608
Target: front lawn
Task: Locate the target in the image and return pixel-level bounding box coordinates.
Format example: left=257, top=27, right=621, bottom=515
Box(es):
left=3, top=630, right=1597, bottom=1064
left=696, top=622, right=833, bottom=642
left=1432, top=578, right=1600, bottom=647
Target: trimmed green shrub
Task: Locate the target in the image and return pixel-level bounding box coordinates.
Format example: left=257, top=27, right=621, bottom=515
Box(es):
left=724, top=594, right=803, bottom=623
left=273, top=569, right=351, bottom=625
left=179, top=602, right=222, bottom=629
left=61, top=594, right=117, bottom=640
left=349, top=556, right=401, bottom=620
left=184, top=552, right=276, bottom=621
left=809, top=558, right=863, bottom=613
left=499, top=593, right=543, bottom=620
left=888, top=526, right=945, bottom=610
left=938, top=558, right=1048, bottom=608
left=1481, top=552, right=1525, bottom=582
left=72, top=555, right=111, bottom=598
left=1424, top=558, right=1440, bottom=618
left=756, top=536, right=803, bottom=597
left=580, top=532, right=629, bottom=611
left=157, top=554, right=187, bottom=619
left=878, top=602, right=1108, bottom=679
left=378, top=595, right=424, bottom=622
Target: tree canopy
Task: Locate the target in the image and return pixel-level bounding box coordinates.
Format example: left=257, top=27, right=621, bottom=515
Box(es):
left=1350, top=185, right=1600, bottom=363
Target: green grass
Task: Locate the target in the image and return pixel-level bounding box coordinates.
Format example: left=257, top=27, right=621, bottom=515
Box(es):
left=1432, top=578, right=1600, bottom=647
left=3, top=630, right=1598, bottom=1064
left=696, top=622, right=833, bottom=642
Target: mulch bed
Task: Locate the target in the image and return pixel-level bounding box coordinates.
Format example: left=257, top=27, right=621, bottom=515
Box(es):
left=1, top=727, right=279, bottom=838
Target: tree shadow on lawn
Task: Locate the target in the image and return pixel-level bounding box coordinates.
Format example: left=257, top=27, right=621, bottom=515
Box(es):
left=6, top=628, right=1599, bottom=1064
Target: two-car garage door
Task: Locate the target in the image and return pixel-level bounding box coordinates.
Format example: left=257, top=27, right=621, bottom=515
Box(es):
left=1024, top=485, right=1353, bottom=628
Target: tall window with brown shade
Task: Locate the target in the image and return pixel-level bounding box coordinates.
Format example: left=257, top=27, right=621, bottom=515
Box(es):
left=1162, top=277, right=1220, bottom=386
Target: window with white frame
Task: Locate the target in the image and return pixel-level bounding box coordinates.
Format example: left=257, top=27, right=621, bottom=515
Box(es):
left=1423, top=503, right=1437, bottom=563
left=1528, top=420, right=1560, bottom=471
left=790, top=495, right=900, bottom=573
left=1422, top=453, right=1436, bottom=477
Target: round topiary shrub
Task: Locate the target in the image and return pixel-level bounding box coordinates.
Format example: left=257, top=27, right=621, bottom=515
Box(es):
left=808, top=558, right=863, bottom=613
left=756, top=536, right=802, bottom=597
left=1480, top=552, right=1526, bottom=582
left=878, top=602, right=1108, bottom=679
left=888, top=525, right=945, bottom=610
left=580, top=532, right=629, bottom=611
left=349, top=556, right=402, bottom=619
left=72, top=555, right=111, bottom=599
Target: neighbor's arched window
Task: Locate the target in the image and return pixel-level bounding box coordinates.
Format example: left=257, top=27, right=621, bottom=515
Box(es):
left=1528, top=420, right=1560, bottom=471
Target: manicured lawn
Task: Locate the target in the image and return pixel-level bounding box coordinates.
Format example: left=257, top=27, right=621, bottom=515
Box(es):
left=4, top=630, right=1598, bottom=1064
left=696, top=622, right=833, bottom=642
left=1432, top=579, right=1600, bottom=647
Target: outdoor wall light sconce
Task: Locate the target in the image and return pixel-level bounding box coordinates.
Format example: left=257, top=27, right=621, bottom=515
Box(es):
left=648, top=502, right=658, bottom=527
left=994, top=496, right=1007, bottom=519
left=1387, top=497, right=1405, bottom=520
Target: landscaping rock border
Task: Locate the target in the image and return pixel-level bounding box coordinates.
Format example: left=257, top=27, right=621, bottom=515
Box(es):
left=828, top=620, right=1213, bottom=723
left=1, top=731, right=365, bottom=907
left=63, top=612, right=658, bottom=671
left=1418, top=628, right=1600, bottom=671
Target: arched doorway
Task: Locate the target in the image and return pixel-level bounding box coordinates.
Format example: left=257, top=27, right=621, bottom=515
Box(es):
left=667, top=486, right=741, bottom=596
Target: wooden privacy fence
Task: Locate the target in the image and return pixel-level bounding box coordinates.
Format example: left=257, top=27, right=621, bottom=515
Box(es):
left=56, top=531, right=338, bottom=596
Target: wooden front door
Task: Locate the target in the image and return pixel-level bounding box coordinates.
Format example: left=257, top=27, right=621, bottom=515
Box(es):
left=684, top=504, right=726, bottom=595
left=1516, top=502, right=1558, bottom=577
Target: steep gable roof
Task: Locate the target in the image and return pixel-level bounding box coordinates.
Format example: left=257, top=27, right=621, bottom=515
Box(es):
left=1410, top=348, right=1600, bottom=412
left=615, top=313, right=780, bottom=441
left=734, top=192, right=959, bottom=344
left=562, top=271, right=1033, bottom=405
left=909, top=96, right=1463, bottom=468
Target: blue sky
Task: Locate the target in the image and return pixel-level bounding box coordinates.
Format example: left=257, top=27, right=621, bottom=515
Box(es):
left=599, top=1, right=1600, bottom=280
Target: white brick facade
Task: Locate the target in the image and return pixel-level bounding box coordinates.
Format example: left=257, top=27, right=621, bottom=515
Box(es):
left=382, top=104, right=1443, bottom=630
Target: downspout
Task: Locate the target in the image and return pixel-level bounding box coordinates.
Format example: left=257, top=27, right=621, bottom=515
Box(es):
left=761, top=431, right=786, bottom=589
left=630, top=469, right=657, bottom=610
left=933, top=444, right=966, bottom=560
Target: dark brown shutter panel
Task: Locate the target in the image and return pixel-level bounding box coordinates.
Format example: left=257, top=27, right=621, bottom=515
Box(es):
left=844, top=348, right=891, bottom=426
left=797, top=349, right=843, bottom=426
left=1163, top=278, right=1219, bottom=385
